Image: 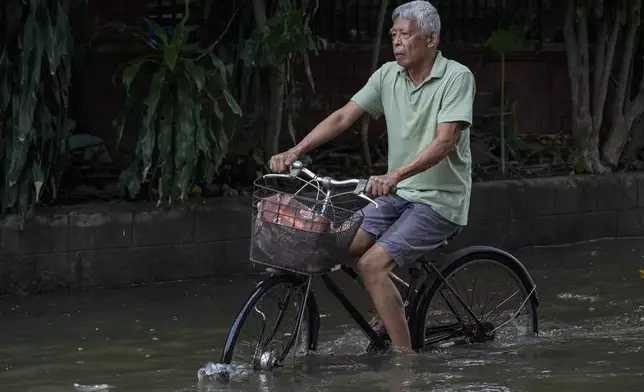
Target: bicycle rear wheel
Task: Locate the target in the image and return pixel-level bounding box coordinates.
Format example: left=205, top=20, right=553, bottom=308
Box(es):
left=412, top=248, right=539, bottom=351
left=220, top=274, right=320, bottom=372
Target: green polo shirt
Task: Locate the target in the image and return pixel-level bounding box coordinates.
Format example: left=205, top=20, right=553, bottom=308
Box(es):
left=350, top=51, right=475, bottom=225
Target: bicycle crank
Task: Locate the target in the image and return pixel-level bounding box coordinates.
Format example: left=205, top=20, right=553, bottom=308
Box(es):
left=470, top=321, right=496, bottom=343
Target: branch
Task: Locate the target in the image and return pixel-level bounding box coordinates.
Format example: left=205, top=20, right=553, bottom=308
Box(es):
left=612, top=0, right=641, bottom=122
left=592, top=20, right=607, bottom=101
left=564, top=0, right=581, bottom=113
left=625, top=59, right=644, bottom=125
left=252, top=0, right=268, bottom=31
left=360, top=0, right=389, bottom=171
left=595, top=0, right=604, bottom=16
left=592, top=9, right=622, bottom=131
left=577, top=5, right=592, bottom=117
left=212, top=0, right=246, bottom=51
left=195, top=0, right=246, bottom=62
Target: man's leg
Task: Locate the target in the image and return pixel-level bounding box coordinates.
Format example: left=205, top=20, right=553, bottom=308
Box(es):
left=345, top=195, right=403, bottom=266
left=344, top=197, right=408, bottom=332
left=357, top=198, right=463, bottom=350
left=346, top=228, right=376, bottom=266
left=356, top=244, right=410, bottom=349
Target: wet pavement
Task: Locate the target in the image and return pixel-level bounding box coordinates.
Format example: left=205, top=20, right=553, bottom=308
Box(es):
left=1, top=238, right=643, bottom=392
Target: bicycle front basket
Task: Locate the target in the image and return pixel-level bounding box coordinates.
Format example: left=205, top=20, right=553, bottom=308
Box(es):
left=249, top=179, right=364, bottom=275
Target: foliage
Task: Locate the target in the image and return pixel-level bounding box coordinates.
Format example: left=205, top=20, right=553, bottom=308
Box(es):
left=238, top=0, right=325, bottom=159
left=0, top=0, right=76, bottom=223
left=485, top=25, right=527, bottom=176
left=241, top=1, right=322, bottom=71
left=114, top=0, right=242, bottom=204
left=485, top=25, right=527, bottom=54
left=471, top=130, right=573, bottom=181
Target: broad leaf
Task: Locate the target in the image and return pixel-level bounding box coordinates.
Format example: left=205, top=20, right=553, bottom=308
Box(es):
left=122, top=59, right=144, bottom=96
left=32, top=160, right=44, bottom=203
left=209, top=53, right=228, bottom=82
left=222, top=88, right=242, bottom=116
left=140, top=68, right=166, bottom=174
left=184, top=59, right=205, bottom=91
left=145, top=19, right=169, bottom=46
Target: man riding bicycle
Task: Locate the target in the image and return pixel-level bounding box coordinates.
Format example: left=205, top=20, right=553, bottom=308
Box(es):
left=269, top=0, right=475, bottom=352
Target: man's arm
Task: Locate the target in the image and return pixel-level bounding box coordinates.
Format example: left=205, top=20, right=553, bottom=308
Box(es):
left=389, top=121, right=464, bottom=182
left=392, top=71, right=475, bottom=182
left=366, top=70, right=475, bottom=196
left=269, top=102, right=364, bottom=172
left=293, top=65, right=385, bottom=156
left=291, top=101, right=365, bottom=156
left=270, top=66, right=385, bottom=172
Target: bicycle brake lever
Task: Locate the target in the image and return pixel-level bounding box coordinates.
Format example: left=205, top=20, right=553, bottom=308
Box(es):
left=354, top=180, right=379, bottom=209
left=358, top=193, right=379, bottom=209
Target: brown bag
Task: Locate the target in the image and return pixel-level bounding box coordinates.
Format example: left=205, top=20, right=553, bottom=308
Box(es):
left=257, top=193, right=330, bottom=233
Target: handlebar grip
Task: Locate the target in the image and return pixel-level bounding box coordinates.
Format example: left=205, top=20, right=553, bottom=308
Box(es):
left=354, top=179, right=398, bottom=195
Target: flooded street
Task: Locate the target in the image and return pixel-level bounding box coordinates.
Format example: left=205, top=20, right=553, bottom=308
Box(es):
left=1, top=238, right=643, bottom=392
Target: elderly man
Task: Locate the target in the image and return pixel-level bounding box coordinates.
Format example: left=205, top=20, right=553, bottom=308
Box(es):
left=269, top=1, right=475, bottom=351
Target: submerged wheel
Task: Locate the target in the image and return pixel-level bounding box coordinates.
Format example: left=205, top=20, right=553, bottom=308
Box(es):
left=219, top=274, right=320, bottom=373
left=412, top=248, right=539, bottom=351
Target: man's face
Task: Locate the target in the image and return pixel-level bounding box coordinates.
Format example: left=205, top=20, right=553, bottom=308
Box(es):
left=390, top=17, right=436, bottom=68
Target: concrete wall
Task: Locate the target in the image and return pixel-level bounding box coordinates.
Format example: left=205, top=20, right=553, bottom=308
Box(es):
left=1, top=173, right=643, bottom=296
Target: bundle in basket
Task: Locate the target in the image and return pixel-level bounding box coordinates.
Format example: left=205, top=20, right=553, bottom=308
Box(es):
left=250, top=192, right=363, bottom=275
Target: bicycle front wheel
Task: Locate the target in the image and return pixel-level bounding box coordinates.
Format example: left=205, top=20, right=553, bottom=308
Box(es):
left=412, top=248, right=539, bottom=351
left=220, top=274, right=320, bottom=372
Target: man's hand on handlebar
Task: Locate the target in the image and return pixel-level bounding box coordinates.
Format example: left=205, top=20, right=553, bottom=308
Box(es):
left=269, top=150, right=299, bottom=173
left=365, top=173, right=400, bottom=197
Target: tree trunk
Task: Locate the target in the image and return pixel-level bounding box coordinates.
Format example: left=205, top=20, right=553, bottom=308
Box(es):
left=564, top=0, right=607, bottom=173
left=601, top=0, right=644, bottom=167
left=603, top=92, right=644, bottom=166
left=359, top=0, right=389, bottom=172
left=252, top=0, right=285, bottom=158
left=622, top=114, right=644, bottom=164
left=265, top=66, right=285, bottom=157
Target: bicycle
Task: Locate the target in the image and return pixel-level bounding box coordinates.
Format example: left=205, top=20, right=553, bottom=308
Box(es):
left=218, top=160, right=539, bottom=373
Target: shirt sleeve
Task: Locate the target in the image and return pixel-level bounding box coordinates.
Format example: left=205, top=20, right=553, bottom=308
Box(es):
left=350, top=66, right=385, bottom=119
left=437, top=71, right=476, bottom=128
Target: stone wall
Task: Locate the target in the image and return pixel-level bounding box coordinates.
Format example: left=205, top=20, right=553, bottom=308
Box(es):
left=1, top=173, right=643, bottom=296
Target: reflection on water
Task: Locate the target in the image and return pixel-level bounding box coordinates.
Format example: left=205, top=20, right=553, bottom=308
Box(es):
left=1, top=239, right=644, bottom=392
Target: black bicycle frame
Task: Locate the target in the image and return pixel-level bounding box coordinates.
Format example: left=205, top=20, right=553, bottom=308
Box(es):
left=309, top=258, right=487, bottom=352
left=313, top=264, right=424, bottom=352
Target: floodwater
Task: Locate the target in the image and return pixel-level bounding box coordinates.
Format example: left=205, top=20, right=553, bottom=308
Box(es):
left=1, top=239, right=644, bottom=392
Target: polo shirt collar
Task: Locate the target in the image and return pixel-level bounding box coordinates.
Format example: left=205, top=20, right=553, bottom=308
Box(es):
left=397, top=50, right=447, bottom=81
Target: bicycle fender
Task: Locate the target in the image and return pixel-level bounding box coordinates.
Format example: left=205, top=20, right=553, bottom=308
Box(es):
left=442, top=245, right=540, bottom=308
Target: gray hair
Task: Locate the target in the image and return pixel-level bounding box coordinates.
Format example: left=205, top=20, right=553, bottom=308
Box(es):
left=392, top=1, right=441, bottom=39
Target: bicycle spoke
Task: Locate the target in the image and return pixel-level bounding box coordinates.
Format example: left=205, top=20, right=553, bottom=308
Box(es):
left=420, top=257, right=536, bottom=349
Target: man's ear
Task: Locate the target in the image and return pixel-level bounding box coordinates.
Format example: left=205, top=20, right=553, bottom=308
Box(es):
left=426, top=31, right=438, bottom=48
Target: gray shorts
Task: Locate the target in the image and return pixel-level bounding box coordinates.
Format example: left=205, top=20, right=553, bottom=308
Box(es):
left=360, top=194, right=462, bottom=267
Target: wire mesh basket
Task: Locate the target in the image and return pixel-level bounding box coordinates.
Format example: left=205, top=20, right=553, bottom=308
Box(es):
left=250, top=176, right=364, bottom=275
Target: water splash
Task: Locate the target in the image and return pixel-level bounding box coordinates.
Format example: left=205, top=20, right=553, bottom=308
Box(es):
left=197, top=362, right=247, bottom=381
left=73, top=383, right=115, bottom=392
left=557, top=293, right=601, bottom=302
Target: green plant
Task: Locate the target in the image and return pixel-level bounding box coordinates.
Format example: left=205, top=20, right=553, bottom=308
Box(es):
left=0, top=0, right=76, bottom=223
left=240, top=0, right=325, bottom=158
left=114, top=0, right=242, bottom=204
left=485, top=24, right=526, bottom=176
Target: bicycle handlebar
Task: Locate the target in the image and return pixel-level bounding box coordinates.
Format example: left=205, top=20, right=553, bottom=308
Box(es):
left=289, top=161, right=364, bottom=189
left=262, top=160, right=381, bottom=208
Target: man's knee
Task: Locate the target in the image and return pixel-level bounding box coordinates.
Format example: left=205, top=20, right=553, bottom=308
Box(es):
left=356, top=244, right=393, bottom=284
left=348, top=228, right=376, bottom=260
